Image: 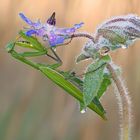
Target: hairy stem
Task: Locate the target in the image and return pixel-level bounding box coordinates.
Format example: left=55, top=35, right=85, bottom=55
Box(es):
left=107, top=63, right=132, bottom=140
left=67, top=32, right=132, bottom=140
left=71, top=32, right=95, bottom=43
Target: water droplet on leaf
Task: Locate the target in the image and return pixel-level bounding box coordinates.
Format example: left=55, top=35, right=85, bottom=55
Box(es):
left=80, top=108, right=87, bottom=114
left=122, top=45, right=127, bottom=49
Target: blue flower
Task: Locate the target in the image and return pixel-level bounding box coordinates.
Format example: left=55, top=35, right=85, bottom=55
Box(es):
left=19, top=12, right=84, bottom=47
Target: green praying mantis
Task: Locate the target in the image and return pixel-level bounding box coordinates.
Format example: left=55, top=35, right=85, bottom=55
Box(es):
left=6, top=30, right=113, bottom=120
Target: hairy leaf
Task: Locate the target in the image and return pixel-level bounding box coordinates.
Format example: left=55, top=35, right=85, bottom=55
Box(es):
left=83, top=55, right=110, bottom=107
left=97, top=74, right=111, bottom=99
left=92, top=97, right=106, bottom=113
left=60, top=71, right=106, bottom=113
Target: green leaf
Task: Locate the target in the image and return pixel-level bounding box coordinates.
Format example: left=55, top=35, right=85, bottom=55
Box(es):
left=59, top=71, right=105, bottom=113
left=79, top=98, right=106, bottom=114
left=92, top=97, right=106, bottom=113
left=19, top=31, right=45, bottom=51
left=97, top=74, right=111, bottom=99
left=39, top=66, right=107, bottom=119
left=79, top=102, right=86, bottom=113
left=60, top=70, right=108, bottom=114
left=83, top=55, right=111, bottom=107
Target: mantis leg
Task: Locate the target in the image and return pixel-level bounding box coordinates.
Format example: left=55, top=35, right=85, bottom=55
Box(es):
left=46, top=37, right=74, bottom=64
left=66, top=62, right=107, bottom=80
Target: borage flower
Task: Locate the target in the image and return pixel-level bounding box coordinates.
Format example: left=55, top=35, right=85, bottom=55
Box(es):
left=19, top=12, right=84, bottom=47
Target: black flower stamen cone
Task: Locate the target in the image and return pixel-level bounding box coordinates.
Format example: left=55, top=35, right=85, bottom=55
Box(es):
left=47, top=12, right=56, bottom=26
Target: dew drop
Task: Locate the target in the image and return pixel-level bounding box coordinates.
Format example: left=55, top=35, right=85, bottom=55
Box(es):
left=80, top=108, right=87, bottom=114
left=122, top=45, right=127, bottom=49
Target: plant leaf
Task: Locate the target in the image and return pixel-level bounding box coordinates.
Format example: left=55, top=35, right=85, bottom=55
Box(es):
left=60, top=70, right=109, bottom=114
left=83, top=55, right=111, bottom=107
left=79, top=102, right=85, bottom=112
left=92, top=97, right=106, bottom=113
left=59, top=71, right=106, bottom=113
left=97, top=73, right=111, bottom=99
left=39, top=66, right=107, bottom=119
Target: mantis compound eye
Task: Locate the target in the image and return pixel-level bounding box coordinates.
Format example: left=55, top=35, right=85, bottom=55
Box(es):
left=47, top=12, right=56, bottom=26
left=99, top=46, right=110, bottom=56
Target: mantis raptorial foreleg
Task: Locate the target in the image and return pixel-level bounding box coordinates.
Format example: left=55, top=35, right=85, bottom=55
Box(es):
left=12, top=32, right=81, bottom=71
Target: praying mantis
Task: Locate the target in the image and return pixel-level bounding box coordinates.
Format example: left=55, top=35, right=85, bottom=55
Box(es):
left=6, top=29, right=109, bottom=120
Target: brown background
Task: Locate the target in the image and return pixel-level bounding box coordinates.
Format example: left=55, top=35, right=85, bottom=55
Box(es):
left=0, top=0, right=140, bottom=140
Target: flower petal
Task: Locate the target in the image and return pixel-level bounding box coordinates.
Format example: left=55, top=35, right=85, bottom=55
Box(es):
left=55, top=36, right=65, bottom=44
left=19, top=13, right=84, bottom=47
left=19, top=13, right=33, bottom=25
left=74, top=22, right=84, bottom=29
left=55, top=22, right=84, bottom=35
left=19, top=13, right=41, bottom=28
left=26, top=30, right=37, bottom=36
left=48, top=30, right=66, bottom=47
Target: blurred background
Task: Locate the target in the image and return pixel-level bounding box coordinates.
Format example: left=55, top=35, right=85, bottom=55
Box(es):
left=0, top=0, right=140, bottom=140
